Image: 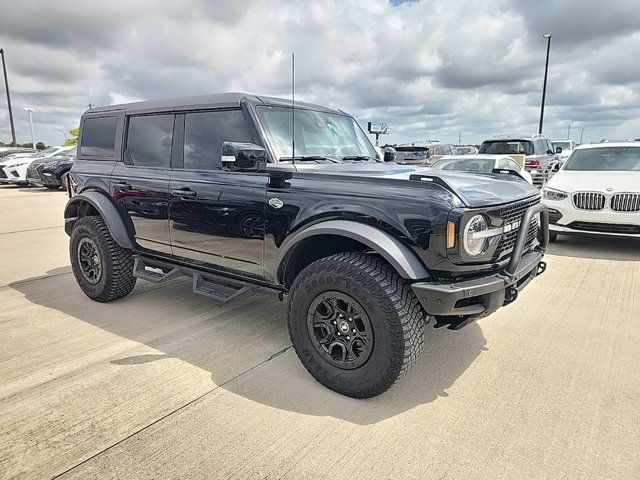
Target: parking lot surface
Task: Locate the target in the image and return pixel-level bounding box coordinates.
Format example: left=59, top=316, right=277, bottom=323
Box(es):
left=1, top=185, right=639, bottom=480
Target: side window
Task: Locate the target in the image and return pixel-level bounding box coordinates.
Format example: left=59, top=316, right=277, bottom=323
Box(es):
left=507, top=159, right=521, bottom=170
left=80, top=116, right=117, bottom=157
left=497, top=158, right=510, bottom=169
left=184, top=110, right=253, bottom=170
left=126, top=115, right=174, bottom=168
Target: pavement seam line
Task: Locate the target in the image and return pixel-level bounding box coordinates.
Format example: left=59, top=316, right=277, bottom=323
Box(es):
left=0, top=225, right=60, bottom=236
left=51, top=344, right=294, bottom=479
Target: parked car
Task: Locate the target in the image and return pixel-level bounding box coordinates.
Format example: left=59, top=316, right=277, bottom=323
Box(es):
left=0, top=147, right=34, bottom=159
left=542, top=142, right=640, bottom=242
left=0, top=148, right=36, bottom=183
left=429, top=155, right=533, bottom=184
left=479, top=134, right=557, bottom=187
left=65, top=92, right=548, bottom=398
left=27, top=147, right=77, bottom=189
left=552, top=140, right=577, bottom=161
left=2, top=145, right=74, bottom=186
left=454, top=145, right=479, bottom=155
left=394, top=142, right=457, bottom=166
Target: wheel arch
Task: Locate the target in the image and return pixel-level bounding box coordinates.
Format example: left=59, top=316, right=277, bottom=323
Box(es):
left=276, top=220, right=430, bottom=288
left=64, top=191, right=135, bottom=249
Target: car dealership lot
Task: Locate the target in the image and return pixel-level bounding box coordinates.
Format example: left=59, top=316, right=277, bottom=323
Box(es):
left=1, top=185, right=639, bottom=480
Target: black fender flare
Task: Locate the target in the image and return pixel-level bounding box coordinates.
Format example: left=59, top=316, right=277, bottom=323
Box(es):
left=276, top=219, right=430, bottom=281
left=64, top=191, right=135, bottom=249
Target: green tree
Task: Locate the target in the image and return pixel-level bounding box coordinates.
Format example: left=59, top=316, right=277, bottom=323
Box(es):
left=65, top=127, right=79, bottom=146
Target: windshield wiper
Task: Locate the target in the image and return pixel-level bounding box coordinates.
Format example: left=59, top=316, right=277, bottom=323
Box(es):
left=341, top=155, right=378, bottom=162
left=279, top=156, right=341, bottom=163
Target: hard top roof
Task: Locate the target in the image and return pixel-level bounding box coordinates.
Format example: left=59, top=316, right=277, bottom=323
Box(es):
left=84, top=92, right=344, bottom=116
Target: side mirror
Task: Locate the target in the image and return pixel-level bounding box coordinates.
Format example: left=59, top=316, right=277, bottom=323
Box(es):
left=221, top=142, right=267, bottom=172
left=546, top=149, right=554, bottom=155
left=555, top=146, right=562, bottom=154
left=383, top=146, right=396, bottom=162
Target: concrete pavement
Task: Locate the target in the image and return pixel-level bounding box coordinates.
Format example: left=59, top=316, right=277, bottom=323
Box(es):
left=0, top=184, right=638, bottom=479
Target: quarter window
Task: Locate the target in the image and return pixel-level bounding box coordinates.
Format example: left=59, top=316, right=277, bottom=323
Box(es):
left=184, top=110, right=253, bottom=170
left=126, top=115, right=174, bottom=168
left=80, top=116, right=117, bottom=157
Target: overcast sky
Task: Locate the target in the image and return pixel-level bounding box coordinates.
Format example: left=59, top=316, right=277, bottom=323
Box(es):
left=1, top=0, right=639, bottom=147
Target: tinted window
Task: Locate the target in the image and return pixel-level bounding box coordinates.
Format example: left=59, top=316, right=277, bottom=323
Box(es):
left=184, top=110, right=253, bottom=170
left=564, top=147, right=640, bottom=171
left=126, top=115, right=174, bottom=168
left=80, top=116, right=117, bottom=156
left=479, top=141, right=533, bottom=156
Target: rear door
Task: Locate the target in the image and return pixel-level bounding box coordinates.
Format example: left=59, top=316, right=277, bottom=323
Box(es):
left=111, top=113, right=174, bottom=254
left=168, top=109, right=268, bottom=278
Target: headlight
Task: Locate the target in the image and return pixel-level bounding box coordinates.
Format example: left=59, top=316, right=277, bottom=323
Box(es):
left=45, top=161, right=61, bottom=168
left=542, top=187, right=568, bottom=200
left=463, top=214, right=489, bottom=257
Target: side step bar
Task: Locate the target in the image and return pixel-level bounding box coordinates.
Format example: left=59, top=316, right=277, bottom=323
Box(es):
left=132, top=255, right=275, bottom=305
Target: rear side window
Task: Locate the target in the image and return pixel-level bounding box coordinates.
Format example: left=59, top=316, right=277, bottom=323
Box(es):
left=183, top=110, right=253, bottom=170
left=80, top=116, right=117, bottom=156
left=126, top=115, right=174, bottom=168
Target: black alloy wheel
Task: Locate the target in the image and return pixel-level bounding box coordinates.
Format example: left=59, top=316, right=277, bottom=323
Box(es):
left=77, top=237, right=102, bottom=284
left=307, top=291, right=373, bottom=369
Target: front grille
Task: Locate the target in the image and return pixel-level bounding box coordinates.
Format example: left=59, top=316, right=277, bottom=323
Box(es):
left=568, top=221, right=640, bottom=235
left=572, top=192, right=605, bottom=210
left=488, top=196, right=541, bottom=260
left=611, top=193, right=640, bottom=212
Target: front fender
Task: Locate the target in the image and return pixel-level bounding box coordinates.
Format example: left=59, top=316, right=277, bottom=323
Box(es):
left=276, top=219, right=430, bottom=281
left=64, top=191, right=135, bottom=249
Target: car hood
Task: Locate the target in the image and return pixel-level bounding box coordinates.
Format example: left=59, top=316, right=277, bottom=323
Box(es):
left=547, top=170, right=640, bottom=193
left=0, top=155, right=37, bottom=167
left=290, top=162, right=538, bottom=208
left=31, top=154, right=75, bottom=167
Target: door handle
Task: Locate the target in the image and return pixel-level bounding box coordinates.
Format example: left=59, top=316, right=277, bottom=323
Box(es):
left=171, top=187, right=197, bottom=198
left=114, top=181, right=131, bottom=190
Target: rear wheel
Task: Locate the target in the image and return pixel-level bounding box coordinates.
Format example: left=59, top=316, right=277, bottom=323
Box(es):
left=288, top=252, right=428, bottom=398
left=70, top=216, right=136, bottom=302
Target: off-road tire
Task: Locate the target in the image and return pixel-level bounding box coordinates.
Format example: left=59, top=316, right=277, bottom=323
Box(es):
left=288, top=252, right=428, bottom=398
left=70, top=216, right=136, bottom=302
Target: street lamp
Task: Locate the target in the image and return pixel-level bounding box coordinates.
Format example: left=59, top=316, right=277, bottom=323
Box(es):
left=0, top=48, right=17, bottom=146
left=567, top=123, right=572, bottom=140
left=58, top=128, right=68, bottom=143
left=24, top=106, right=36, bottom=150
left=538, top=33, right=552, bottom=135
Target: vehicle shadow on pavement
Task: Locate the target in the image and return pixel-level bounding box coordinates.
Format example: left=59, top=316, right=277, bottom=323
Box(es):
left=547, top=235, right=640, bottom=261
left=11, top=270, right=487, bottom=425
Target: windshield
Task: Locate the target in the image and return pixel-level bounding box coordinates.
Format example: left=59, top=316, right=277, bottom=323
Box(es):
left=564, top=147, right=640, bottom=171
left=255, top=106, right=378, bottom=162
left=433, top=158, right=495, bottom=173
left=34, top=147, right=61, bottom=158
left=553, top=141, right=571, bottom=150
left=479, top=140, right=533, bottom=156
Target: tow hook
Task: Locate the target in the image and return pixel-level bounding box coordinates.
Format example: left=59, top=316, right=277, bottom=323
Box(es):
left=504, top=287, right=518, bottom=304
left=537, top=261, right=547, bottom=276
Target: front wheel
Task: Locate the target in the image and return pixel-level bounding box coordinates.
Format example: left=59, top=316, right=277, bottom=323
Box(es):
left=70, top=216, right=137, bottom=302
left=288, top=252, right=428, bottom=398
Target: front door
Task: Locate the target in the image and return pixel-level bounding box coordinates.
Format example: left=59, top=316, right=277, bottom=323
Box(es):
left=111, top=113, right=175, bottom=254
left=168, top=110, right=268, bottom=277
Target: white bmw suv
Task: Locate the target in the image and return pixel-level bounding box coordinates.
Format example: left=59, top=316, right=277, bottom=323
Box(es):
left=541, top=142, right=640, bottom=242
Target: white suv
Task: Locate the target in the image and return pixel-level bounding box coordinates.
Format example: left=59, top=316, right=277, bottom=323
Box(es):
left=542, top=142, right=640, bottom=241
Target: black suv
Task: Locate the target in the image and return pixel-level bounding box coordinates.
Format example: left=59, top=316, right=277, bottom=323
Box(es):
left=64, top=93, right=548, bottom=398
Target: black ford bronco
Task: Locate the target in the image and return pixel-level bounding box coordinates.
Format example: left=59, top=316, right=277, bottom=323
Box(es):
left=64, top=93, right=548, bottom=398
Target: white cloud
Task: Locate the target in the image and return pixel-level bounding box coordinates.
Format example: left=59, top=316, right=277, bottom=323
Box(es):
left=0, top=0, right=639, bottom=146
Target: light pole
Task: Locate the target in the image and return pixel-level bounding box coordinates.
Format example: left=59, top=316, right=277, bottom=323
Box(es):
left=59, top=129, right=68, bottom=143
left=538, top=33, right=552, bottom=135
left=24, top=106, right=36, bottom=149
left=580, top=128, right=585, bottom=144
left=567, top=123, right=572, bottom=140
left=0, top=48, right=17, bottom=146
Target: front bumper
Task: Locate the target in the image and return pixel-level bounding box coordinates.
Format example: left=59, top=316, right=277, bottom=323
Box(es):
left=412, top=202, right=549, bottom=323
